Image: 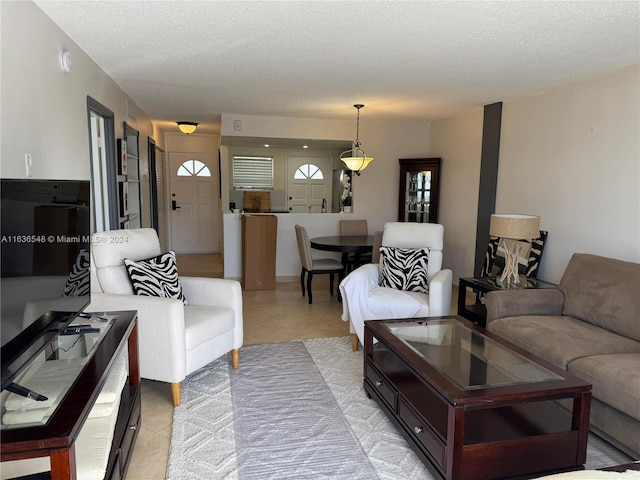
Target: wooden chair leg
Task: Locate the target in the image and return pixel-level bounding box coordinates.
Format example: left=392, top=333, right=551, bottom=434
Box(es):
left=171, top=382, right=181, bottom=407
left=352, top=334, right=359, bottom=352
left=307, top=271, right=313, bottom=304
left=300, top=268, right=306, bottom=297
left=231, top=349, right=239, bottom=369
left=329, top=272, right=335, bottom=295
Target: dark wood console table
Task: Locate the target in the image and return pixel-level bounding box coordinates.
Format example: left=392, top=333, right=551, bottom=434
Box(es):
left=364, top=316, right=591, bottom=480
left=1, top=311, right=140, bottom=480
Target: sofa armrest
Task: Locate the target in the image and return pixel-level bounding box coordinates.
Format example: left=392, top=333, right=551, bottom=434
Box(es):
left=429, top=269, right=453, bottom=316
left=88, top=293, right=187, bottom=383
left=485, top=289, right=565, bottom=325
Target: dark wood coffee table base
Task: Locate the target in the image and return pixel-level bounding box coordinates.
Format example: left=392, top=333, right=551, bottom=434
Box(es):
left=364, top=317, right=592, bottom=480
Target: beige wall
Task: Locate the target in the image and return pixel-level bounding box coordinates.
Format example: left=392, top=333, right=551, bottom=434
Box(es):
left=428, top=108, right=484, bottom=282
left=220, top=114, right=431, bottom=234
left=1, top=1, right=155, bottom=228
left=428, top=65, right=640, bottom=284
left=498, top=65, right=639, bottom=281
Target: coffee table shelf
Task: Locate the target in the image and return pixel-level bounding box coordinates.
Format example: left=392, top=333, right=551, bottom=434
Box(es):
left=364, top=316, right=591, bottom=480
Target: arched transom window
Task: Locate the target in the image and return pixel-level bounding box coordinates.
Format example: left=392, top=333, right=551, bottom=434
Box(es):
left=177, top=160, right=211, bottom=177
left=294, top=163, right=324, bottom=180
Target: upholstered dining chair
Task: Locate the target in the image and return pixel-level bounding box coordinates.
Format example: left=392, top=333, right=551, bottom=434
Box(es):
left=87, top=228, right=243, bottom=406
left=294, top=224, right=345, bottom=304
left=340, top=222, right=453, bottom=351
left=339, top=219, right=372, bottom=270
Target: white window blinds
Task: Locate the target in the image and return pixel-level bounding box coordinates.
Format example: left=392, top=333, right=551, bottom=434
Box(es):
left=232, top=155, right=274, bottom=189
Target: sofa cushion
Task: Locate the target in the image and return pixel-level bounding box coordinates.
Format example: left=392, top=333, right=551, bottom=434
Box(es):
left=568, top=353, right=640, bottom=421
left=488, top=315, right=640, bottom=369
left=184, top=305, right=235, bottom=351
left=559, top=253, right=640, bottom=341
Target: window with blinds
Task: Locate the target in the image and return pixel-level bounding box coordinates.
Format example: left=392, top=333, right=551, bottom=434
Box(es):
left=232, top=155, right=274, bottom=189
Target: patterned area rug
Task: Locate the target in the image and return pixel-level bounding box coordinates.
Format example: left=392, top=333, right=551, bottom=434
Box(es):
left=167, top=337, right=632, bottom=480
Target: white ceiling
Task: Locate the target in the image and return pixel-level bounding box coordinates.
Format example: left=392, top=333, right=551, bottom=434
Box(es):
left=35, top=1, right=639, bottom=135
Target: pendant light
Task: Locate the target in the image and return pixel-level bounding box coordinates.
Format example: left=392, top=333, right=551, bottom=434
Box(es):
left=177, top=121, right=198, bottom=134
left=340, top=104, right=373, bottom=175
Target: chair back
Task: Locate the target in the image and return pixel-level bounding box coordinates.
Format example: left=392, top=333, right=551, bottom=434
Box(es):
left=381, top=222, right=444, bottom=280
left=91, top=228, right=161, bottom=294
left=294, top=224, right=313, bottom=271
left=339, top=219, right=368, bottom=236
left=371, top=230, right=383, bottom=263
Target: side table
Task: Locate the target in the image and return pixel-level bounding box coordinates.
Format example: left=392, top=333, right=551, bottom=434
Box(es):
left=458, top=276, right=557, bottom=327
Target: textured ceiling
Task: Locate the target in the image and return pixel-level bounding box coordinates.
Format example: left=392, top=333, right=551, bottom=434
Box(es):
left=35, top=1, right=639, bottom=135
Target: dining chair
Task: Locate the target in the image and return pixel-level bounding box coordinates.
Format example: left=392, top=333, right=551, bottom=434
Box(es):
left=339, top=219, right=372, bottom=270
left=294, top=224, right=345, bottom=304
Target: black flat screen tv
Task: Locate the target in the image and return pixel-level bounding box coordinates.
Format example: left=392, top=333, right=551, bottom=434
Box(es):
left=1, top=179, right=91, bottom=365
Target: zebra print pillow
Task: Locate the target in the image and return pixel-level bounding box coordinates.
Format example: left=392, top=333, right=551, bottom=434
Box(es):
left=62, top=249, right=90, bottom=297
left=124, top=251, right=186, bottom=304
left=379, top=246, right=430, bottom=294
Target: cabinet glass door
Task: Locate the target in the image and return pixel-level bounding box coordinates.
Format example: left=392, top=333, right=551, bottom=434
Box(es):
left=405, top=170, right=432, bottom=223
left=398, top=158, right=441, bottom=223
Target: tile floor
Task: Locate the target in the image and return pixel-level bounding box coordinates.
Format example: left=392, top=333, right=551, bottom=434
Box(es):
left=125, top=253, right=464, bottom=479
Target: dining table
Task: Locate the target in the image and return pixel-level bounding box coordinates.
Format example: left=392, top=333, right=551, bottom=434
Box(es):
left=310, top=234, right=375, bottom=271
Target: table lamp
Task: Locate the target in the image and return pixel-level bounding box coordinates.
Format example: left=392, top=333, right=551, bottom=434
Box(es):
left=489, top=214, right=540, bottom=285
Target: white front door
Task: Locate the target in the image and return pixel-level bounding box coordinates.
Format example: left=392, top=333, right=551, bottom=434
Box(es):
left=286, top=156, right=331, bottom=213
left=168, top=152, right=219, bottom=253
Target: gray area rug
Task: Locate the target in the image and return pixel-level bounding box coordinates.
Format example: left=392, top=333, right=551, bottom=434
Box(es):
left=167, top=337, right=632, bottom=480
left=229, top=341, right=378, bottom=479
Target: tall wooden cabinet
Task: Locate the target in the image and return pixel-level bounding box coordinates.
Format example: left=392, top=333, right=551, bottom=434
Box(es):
left=117, top=123, right=141, bottom=229
left=398, top=158, right=441, bottom=223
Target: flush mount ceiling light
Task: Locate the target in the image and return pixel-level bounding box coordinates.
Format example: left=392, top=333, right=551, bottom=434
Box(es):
left=177, top=121, right=198, bottom=134
left=340, top=104, right=373, bottom=175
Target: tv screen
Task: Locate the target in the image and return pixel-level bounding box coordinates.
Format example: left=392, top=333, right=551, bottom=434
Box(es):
left=1, top=179, right=91, bottom=347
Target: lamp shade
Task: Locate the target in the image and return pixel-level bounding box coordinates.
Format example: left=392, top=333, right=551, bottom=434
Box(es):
left=177, top=121, right=198, bottom=134
left=489, top=214, right=540, bottom=240
left=341, top=156, right=374, bottom=173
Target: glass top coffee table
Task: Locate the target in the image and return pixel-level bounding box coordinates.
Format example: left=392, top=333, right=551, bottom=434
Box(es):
left=364, top=315, right=592, bottom=480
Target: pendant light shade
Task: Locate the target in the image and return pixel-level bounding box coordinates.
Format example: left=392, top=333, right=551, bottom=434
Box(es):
left=340, top=104, right=373, bottom=175
left=177, top=121, right=198, bottom=134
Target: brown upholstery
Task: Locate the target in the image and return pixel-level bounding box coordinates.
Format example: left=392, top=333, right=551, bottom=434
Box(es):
left=294, top=224, right=345, bottom=304
left=371, top=230, right=383, bottom=264
left=339, top=219, right=368, bottom=236
left=339, top=219, right=371, bottom=270
left=485, top=253, right=640, bottom=457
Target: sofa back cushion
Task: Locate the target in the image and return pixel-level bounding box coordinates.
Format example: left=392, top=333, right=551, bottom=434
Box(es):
left=559, top=253, right=640, bottom=341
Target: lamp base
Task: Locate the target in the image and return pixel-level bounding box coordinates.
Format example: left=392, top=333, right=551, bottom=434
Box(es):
left=498, top=238, right=526, bottom=285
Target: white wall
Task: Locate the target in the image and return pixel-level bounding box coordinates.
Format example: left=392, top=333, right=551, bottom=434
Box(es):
left=429, top=65, right=640, bottom=284
left=1, top=2, right=155, bottom=227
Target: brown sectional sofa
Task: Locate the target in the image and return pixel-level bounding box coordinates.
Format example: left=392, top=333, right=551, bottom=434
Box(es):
left=485, top=253, right=640, bottom=458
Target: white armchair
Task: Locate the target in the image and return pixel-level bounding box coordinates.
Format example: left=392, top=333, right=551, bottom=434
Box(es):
left=88, top=228, right=243, bottom=406
left=339, top=222, right=452, bottom=351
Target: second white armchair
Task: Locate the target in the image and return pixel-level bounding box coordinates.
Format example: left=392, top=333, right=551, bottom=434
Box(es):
left=339, top=222, right=452, bottom=351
